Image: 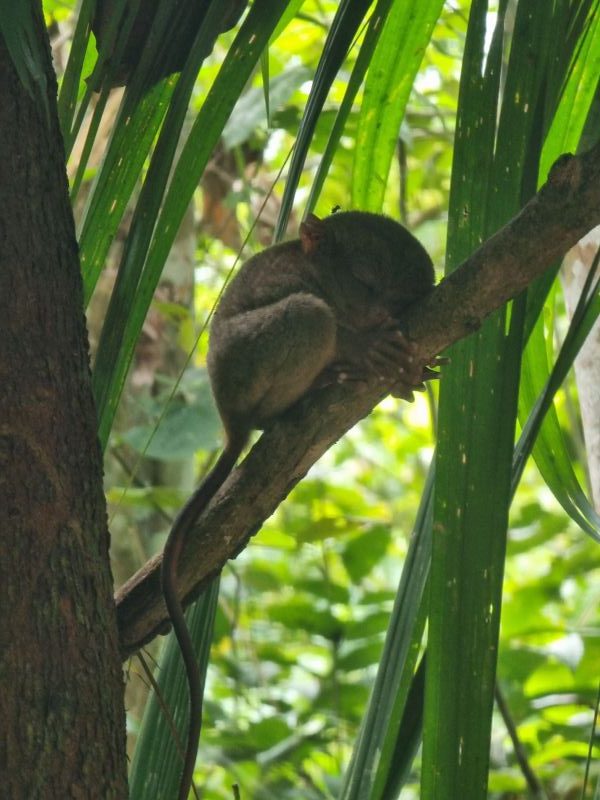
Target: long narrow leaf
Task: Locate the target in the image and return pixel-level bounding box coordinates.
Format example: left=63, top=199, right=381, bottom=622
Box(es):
left=92, top=1, right=276, bottom=446
left=423, top=1, right=545, bottom=795
left=0, top=2, right=48, bottom=114
left=351, top=0, right=444, bottom=212
left=129, top=579, right=220, bottom=799
left=517, top=0, right=600, bottom=537
left=339, top=470, right=433, bottom=800
left=515, top=256, right=600, bottom=538
left=78, top=79, right=174, bottom=303
left=56, top=0, right=95, bottom=143
left=305, top=0, right=396, bottom=215
left=274, top=0, right=372, bottom=240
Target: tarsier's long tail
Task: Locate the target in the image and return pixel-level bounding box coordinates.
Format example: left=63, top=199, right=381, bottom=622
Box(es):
left=161, top=434, right=247, bottom=800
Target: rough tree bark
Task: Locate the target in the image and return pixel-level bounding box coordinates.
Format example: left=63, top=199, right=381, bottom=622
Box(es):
left=117, top=144, right=600, bottom=658
left=0, top=13, right=128, bottom=800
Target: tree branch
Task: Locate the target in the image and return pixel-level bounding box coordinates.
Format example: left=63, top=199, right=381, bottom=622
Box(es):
left=116, top=143, right=600, bottom=659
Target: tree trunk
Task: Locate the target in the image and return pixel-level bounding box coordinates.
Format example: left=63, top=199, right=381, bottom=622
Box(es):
left=562, top=227, right=600, bottom=510
left=0, top=11, right=128, bottom=800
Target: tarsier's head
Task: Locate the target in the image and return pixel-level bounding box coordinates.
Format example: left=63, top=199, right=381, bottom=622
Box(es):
left=300, top=211, right=435, bottom=313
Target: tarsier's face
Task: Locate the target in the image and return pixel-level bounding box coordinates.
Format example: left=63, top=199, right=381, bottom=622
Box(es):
left=303, top=211, right=434, bottom=323
left=330, top=217, right=434, bottom=307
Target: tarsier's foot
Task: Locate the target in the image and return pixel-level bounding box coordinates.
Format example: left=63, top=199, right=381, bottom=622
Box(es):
left=391, top=356, right=448, bottom=401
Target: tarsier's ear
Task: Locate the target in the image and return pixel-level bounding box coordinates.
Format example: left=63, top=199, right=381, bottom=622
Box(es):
left=299, top=213, right=325, bottom=255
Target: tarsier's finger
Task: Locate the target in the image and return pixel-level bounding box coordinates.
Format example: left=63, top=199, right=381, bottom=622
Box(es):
left=428, top=356, right=450, bottom=367
left=375, top=319, right=416, bottom=347
left=390, top=330, right=417, bottom=354
left=372, top=340, right=414, bottom=363
left=330, top=362, right=372, bottom=384
left=376, top=361, right=420, bottom=386
left=422, top=367, right=441, bottom=381
left=312, top=363, right=354, bottom=389
left=368, top=350, right=396, bottom=373
left=377, top=331, right=412, bottom=350
left=391, top=385, right=416, bottom=401
left=338, top=371, right=371, bottom=384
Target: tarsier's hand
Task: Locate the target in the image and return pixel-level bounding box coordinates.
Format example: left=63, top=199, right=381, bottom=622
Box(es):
left=390, top=356, right=447, bottom=401
left=323, top=319, right=446, bottom=402
left=365, top=320, right=446, bottom=401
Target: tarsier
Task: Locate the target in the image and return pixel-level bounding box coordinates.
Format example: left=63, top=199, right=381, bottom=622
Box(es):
left=162, top=210, right=439, bottom=799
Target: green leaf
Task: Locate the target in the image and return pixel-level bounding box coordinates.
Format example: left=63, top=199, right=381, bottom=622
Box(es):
left=121, top=402, right=221, bottom=460
left=305, top=0, right=396, bottom=215
left=56, top=0, right=96, bottom=143
left=337, top=640, right=385, bottom=672
left=0, top=2, right=49, bottom=116
left=222, top=63, right=311, bottom=149
left=267, top=598, right=343, bottom=640
left=423, top=1, right=549, bottom=796
left=78, top=80, right=174, bottom=304
left=92, top=0, right=286, bottom=447
left=274, top=0, right=373, bottom=240
left=296, top=579, right=350, bottom=605
left=345, top=611, right=392, bottom=640
left=516, top=275, right=600, bottom=541
left=516, top=0, right=600, bottom=540
left=351, top=0, right=444, bottom=211
left=539, top=1, right=600, bottom=180
left=339, top=470, right=433, bottom=799
left=341, top=526, right=392, bottom=583
left=129, top=579, right=220, bottom=800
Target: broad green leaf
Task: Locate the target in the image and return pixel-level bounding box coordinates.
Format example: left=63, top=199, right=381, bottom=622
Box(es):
left=222, top=64, right=311, bottom=149
left=345, top=611, right=392, bottom=640
left=337, top=641, right=386, bottom=672
left=296, top=579, right=350, bottom=604
left=268, top=598, right=342, bottom=639
left=424, top=1, right=541, bottom=796
left=341, top=526, right=392, bottom=583
left=121, top=403, right=221, bottom=461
